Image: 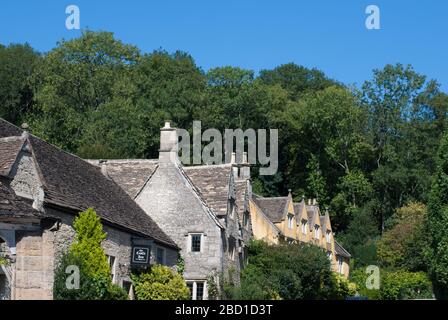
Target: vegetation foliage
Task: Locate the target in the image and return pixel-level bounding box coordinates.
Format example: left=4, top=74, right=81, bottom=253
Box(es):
left=53, top=208, right=128, bottom=300
left=2, top=30, right=448, bottom=298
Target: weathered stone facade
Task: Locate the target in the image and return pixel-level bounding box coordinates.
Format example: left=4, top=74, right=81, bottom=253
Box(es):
left=0, top=118, right=179, bottom=300
left=91, top=122, right=254, bottom=299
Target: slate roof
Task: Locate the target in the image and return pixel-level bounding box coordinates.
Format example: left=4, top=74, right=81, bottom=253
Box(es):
left=90, top=160, right=239, bottom=218
left=334, top=240, right=351, bottom=258
left=183, top=164, right=233, bottom=216
left=0, top=179, right=44, bottom=221
left=293, top=201, right=305, bottom=220
left=0, top=119, right=177, bottom=249
left=0, top=136, right=24, bottom=177
left=251, top=195, right=289, bottom=223
left=86, top=159, right=158, bottom=198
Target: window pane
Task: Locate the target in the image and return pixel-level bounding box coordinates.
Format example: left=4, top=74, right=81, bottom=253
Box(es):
left=186, top=282, right=193, bottom=299
left=191, top=234, right=202, bottom=252
left=156, top=248, right=165, bottom=264
left=196, top=282, right=204, bottom=300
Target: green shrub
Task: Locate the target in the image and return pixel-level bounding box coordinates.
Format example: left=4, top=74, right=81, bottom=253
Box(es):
left=329, top=273, right=357, bottom=299
left=132, top=265, right=190, bottom=300
left=350, top=268, right=433, bottom=300
left=380, top=270, right=433, bottom=300
left=228, top=240, right=345, bottom=300
left=53, top=208, right=128, bottom=300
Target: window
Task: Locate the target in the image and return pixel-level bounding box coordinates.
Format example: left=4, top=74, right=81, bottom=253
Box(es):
left=243, top=212, right=249, bottom=229
left=107, top=255, right=116, bottom=283
left=196, top=282, right=205, bottom=300
left=156, top=247, right=165, bottom=265
left=186, top=281, right=206, bottom=300
left=287, top=214, right=294, bottom=229
left=327, top=251, right=333, bottom=261
left=122, top=280, right=133, bottom=299
left=314, top=225, right=320, bottom=239
left=228, top=240, right=236, bottom=261
left=326, top=231, right=332, bottom=243
left=186, top=282, right=193, bottom=299
left=190, top=234, right=202, bottom=252
left=301, top=220, right=308, bottom=235
left=338, top=257, right=344, bottom=274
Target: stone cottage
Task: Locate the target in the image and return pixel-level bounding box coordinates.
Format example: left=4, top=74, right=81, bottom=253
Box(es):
left=0, top=118, right=179, bottom=300
left=88, top=122, right=253, bottom=300
left=250, top=192, right=351, bottom=277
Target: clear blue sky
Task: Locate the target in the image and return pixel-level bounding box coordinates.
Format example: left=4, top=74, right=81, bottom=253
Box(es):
left=1, top=0, right=447, bottom=91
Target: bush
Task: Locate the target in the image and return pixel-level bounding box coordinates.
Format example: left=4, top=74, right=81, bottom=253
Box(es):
left=380, top=270, right=433, bottom=300
left=350, top=268, right=433, bottom=300
left=53, top=208, right=128, bottom=300
left=329, top=273, right=357, bottom=299
left=132, top=265, right=190, bottom=300
left=228, top=240, right=349, bottom=300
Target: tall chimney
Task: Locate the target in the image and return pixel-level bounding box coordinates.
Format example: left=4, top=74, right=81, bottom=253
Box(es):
left=159, top=121, right=178, bottom=164
left=239, top=151, right=251, bottom=179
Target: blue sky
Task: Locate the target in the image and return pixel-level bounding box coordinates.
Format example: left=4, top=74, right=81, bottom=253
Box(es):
left=1, top=0, right=447, bottom=91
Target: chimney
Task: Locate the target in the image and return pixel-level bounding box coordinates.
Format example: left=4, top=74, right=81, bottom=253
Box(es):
left=312, top=198, right=317, bottom=205
left=159, top=121, right=178, bottom=164
left=239, top=151, right=251, bottom=179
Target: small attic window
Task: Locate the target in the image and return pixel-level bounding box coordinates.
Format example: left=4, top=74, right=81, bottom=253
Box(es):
left=287, top=214, right=294, bottom=229
left=326, top=230, right=332, bottom=243
left=314, top=225, right=320, bottom=239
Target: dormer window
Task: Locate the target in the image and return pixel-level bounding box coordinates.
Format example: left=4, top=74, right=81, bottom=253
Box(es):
left=287, top=214, right=294, bottom=229
left=326, top=230, right=331, bottom=243
left=301, top=220, right=307, bottom=235
left=314, top=225, right=320, bottom=239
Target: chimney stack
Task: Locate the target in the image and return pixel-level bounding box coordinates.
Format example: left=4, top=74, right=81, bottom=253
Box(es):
left=159, top=121, right=178, bottom=164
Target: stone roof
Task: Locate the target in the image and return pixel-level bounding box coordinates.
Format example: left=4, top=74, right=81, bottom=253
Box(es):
left=0, top=179, right=44, bottom=221
left=183, top=164, right=233, bottom=216
left=89, top=160, right=239, bottom=218
left=86, top=159, right=158, bottom=198
left=334, top=240, right=351, bottom=258
left=293, top=201, right=305, bottom=220
left=252, top=195, right=289, bottom=223
left=0, top=119, right=178, bottom=249
left=0, top=136, right=24, bottom=177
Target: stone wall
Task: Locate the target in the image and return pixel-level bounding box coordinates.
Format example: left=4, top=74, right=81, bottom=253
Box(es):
left=136, top=162, right=224, bottom=282
left=13, top=229, right=54, bottom=299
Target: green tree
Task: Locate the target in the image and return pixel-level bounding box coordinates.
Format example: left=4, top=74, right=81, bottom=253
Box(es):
left=428, top=132, right=448, bottom=298
left=0, top=43, right=40, bottom=124
left=30, top=30, right=140, bottom=153
left=259, top=63, right=339, bottom=101
left=362, top=63, right=441, bottom=230
left=132, top=265, right=190, bottom=300
left=377, top=202, right=430, bottom=271
left=53, top=208, right=127, bottom=300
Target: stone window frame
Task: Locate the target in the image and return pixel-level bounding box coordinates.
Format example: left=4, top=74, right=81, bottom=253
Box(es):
left=186, top=280, right=208, bottom=300
left=188, top=233, right=204, bottom=253
left=107, top=255, right=117, bottom=283
left=314, top=225, right=320, bottom=239
left=337, top=256, right=344, bottom=274
left=287, top=214, right=294, bottom=229
left=325, top=230, right=332, bottom=244
left=301, top=219, right=308, bottom=235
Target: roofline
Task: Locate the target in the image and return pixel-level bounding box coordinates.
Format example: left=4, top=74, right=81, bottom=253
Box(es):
left=44, top=201, right=180, bottom=250
left=249, top=198, right=282, bottom=235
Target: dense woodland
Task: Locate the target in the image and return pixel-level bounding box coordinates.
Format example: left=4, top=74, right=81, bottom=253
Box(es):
left=2, top=31, right=448, bottom=298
